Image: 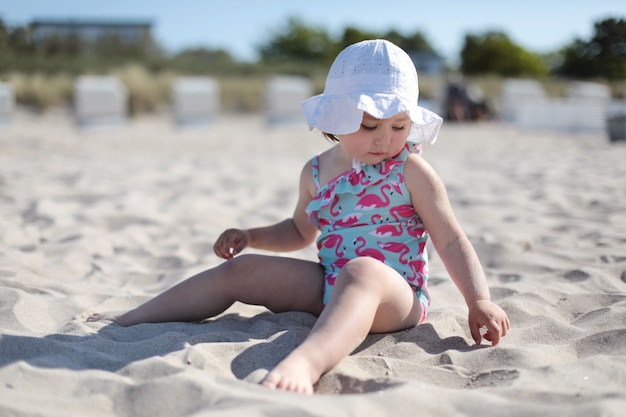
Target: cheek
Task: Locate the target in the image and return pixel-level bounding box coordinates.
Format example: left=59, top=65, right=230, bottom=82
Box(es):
left=390, top=133, right=408, bottom=150
left=339, top=135, right=367, bottom=154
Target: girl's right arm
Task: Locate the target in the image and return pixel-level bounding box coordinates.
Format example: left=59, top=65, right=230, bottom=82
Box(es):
left=404, top=154, right=510, bottom=346
left=213, top=160, right=319, bottom=259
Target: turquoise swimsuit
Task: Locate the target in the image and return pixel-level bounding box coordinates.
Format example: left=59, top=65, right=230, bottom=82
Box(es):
left=306, top=141, right=430, bottom=320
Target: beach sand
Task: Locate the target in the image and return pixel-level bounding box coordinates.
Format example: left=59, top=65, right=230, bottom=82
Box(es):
left=0, top=110, right=625, bottom=416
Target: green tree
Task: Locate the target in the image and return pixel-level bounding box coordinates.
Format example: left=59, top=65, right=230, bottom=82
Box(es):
left=92, top=34, right=142, bottom=60
left=0, top=20, right=9, bottom=52
left=258, top=17, right=335, bottom=64
left=337, top=28, right=435, bottom=55
left=384, top=30, right=434, bottom=54
left=170, top=47, right=235, bottom=73
left=460, top=31, right=547, bottom=77
left=41, top=34, right=64, bottom=56
left=338, top=26, right=382, bottom=52
left=558, top=17, right=626, bottom=80
left=8, top=26, right=34, bottom=54
left=0, top=19, right=10, bottom=72
left=65, top=34, right=82, bottom=56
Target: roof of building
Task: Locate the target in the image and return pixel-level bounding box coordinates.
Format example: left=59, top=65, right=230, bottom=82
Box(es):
left=30, top=18, right=153, bottom=28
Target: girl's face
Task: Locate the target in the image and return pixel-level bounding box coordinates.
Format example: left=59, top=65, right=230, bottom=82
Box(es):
left=338, top=112, right=411, bottom=165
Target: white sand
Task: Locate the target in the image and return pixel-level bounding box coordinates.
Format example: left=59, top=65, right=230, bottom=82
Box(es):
left=1, top=111, right=625, bottom=416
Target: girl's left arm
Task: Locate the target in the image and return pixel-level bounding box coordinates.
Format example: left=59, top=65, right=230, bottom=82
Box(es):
left=404, top=154, right=510, bottom=346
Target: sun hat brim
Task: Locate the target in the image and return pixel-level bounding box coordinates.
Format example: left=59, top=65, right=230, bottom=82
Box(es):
left=302, top=91, right=442, bottom=144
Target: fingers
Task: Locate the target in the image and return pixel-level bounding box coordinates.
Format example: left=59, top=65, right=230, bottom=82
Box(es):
left=468, top=301, right=510, bottom=347
left=213, top=229, right=249, bottom=259
left=486, top=319, right=502, bottom=346
left=213, top=238, right=230, bottom=259
left=213, top=234, right=230, bottom=259
left=470, top=321, right=482, bottom=346
left=480, top=316, right=509, bottom=346
left=230, top=236, right=247, bottom=257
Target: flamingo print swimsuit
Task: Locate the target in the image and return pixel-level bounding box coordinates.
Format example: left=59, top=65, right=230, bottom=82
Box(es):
left=306, top=141, right=430, bottom=322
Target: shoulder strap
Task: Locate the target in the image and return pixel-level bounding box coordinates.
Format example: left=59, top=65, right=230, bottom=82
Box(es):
left=311, top=154, right=321, bottom=189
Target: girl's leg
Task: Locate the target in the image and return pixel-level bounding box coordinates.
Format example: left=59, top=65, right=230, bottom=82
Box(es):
left=88, top=254, right=325, bottom=326
left=262, top=257, right=423, bottom=394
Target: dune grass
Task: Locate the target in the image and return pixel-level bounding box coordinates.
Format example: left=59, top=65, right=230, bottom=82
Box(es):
left=2, top=66, right=623, bottom=115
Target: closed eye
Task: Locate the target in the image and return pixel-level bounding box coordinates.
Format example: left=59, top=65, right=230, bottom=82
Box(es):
left=361, top=124, right=377, bottom=131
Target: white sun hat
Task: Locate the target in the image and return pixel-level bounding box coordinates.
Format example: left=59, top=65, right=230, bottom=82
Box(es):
left=302, top=39, right=442, bottom=144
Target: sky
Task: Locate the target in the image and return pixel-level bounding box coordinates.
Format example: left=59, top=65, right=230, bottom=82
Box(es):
left=1, top=1, right=624, bottom=65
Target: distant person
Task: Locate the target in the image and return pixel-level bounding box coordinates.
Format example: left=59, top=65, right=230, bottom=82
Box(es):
left=444, top=74, right=470, bottom=121
left=444, top=74, right=490, bottom=121
left=466, top=83, right=490, bottom=121
left=88, top=39, right=510, bottom=394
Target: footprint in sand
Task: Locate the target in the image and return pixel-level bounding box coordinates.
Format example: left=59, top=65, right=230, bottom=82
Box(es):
left=563, top=269, right=590, bottom=282
left=489, top=287, right=518, bottom=301
left=498, top=273, right=521, bottom=283
left=318, top=374, right=405, bottom=394
left=466, top=369, right=520, bottom=389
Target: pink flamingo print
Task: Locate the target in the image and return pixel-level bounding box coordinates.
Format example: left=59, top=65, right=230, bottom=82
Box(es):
left=407, top=222, right=426, bottom=238
left=404, top=259, right=428, bottom=284
left=370, top=223, right=404, bottom=238
left=326, top=272, right=338, bottom=286
left=319, top=187, right=333, bottom=203
left=321, top=233, right=345, bottom=257
left=331, top=257, right=350, bottom=272
left=390, top=204, right=415, bottom=221
left=389, top=172, right=404, bottom=194
left=348, top=171, right=361, bottom=186
left=378, top=241, right=412, bottom=264
left=334, top=212, right=365, bottom=228
left=354, top=236, right=386, bottom=262
left=316, top=217, right=331, bottom=228
left=326, top=258, right=351, bottom=285
left=329, top=195, right=341, bottom=217
left=377, top=159, right=402, bottom=175
left=347, top=170, right=371, bottom=187
left=355, top=184, right=393, bottom=211
left=370, top=213, right=384, bottom=224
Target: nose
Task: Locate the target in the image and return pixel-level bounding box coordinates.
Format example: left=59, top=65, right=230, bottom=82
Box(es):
left=374, top=127, right=392, bottom=146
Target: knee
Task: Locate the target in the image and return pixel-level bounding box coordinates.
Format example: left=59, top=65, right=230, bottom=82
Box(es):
left=225, top=253, right=256, bottom=267
left=337, top=257, right=388, bottom=289
left=216, top=254, right=259, bottom=285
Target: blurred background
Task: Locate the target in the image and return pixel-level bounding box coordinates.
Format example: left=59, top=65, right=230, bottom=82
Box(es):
left=0, top=0, right=624, bottom=132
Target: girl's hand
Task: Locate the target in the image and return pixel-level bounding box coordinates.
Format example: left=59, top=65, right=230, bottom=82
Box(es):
left=468, top=300, right=510, bottom=346
left=213, top=228, right=251, bottom=259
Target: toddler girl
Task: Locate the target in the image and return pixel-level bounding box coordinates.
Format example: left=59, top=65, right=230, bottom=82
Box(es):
left=89, top=39, right=510, bottom=394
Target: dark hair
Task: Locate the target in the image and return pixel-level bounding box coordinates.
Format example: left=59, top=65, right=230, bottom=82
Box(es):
left=323, top=132, right=340, bottom=142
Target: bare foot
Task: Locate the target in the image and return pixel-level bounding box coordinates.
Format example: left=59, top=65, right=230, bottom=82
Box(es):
left=261, top=352, right=320, bottom=394
left=86, top=312, right=125, bottom=324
